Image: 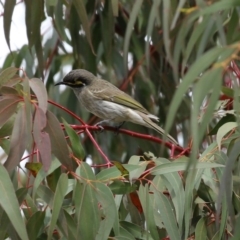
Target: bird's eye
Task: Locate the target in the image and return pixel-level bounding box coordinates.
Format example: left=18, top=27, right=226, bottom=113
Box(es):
left=75, top=80, right=83, bottom=85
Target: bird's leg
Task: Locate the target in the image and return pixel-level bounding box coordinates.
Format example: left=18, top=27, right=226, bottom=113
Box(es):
left=116, top=121, right=125, bottom=130
left=95, top=120, right=111, bottom=132
left=95, top=120, right=125, bottom=133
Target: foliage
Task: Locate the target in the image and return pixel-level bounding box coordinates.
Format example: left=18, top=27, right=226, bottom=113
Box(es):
left=1, top=0, right=240, bottom=239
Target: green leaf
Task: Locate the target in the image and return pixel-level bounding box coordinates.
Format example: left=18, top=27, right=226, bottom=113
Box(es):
left=95, top=182, right=119, bottom=239
left=77, top=162, right=95, bottom=180
left=3, top=0, right=16, bottom=51
left=74, top=180, right=100, bottom=239
left=138, top=185, right=159, bottom=239
left=45, top=110, right=73, bottom=170
left=222, top=86, right=234, bottom=98
left=165, top=47, right=227, bottom=135
left=156, top=158, right=185, bottom=233
left=32, top=158, right=61, bottom=199
left=217, top=140, right=240, bottom=229
left=0, top=163, right=29, bottom=240
left=150, top=162, right=224, bottom=175
left=111, top=0, right=118, bottom=16
left=4, top=104, right=27, bottom=172
left=191, top=68, right=222, bottom=159
left=209, top=114, right=236, bottom=135
left=123, top=0, right=143, bottom=74
left=109, top=180, right=137, bottom=195
left=128, top=156, right=148, bottom=183
left=116, top=226, right=135, bottom=239
left=26, top=211, right=45, bottom=240
left=153, top=189, right=181, bottom=240
left=145, top=0, right=161, bottom=68
left=62, top=119, right=85, bottom=160
left=37, top=185, right=54, bottom=207
left=216, top=122, right=237, bottom=150
left=61, top=210, right=77, bottom=239
left=73, top=0, right=95, bottom=54
left=47, top=173, right=68, bottom=240
left=120, top=221, right=147, bottom=239
left=96, top=166, right=121, bottom=181
left=195, top=218, right=207, bottom=240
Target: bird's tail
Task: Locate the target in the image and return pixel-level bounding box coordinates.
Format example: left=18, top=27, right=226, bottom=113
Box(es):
left=143, top=116, right=178, bottom=145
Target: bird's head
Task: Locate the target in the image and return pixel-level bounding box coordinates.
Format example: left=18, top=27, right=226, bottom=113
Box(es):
left=55, top=69, right=96, bottom=88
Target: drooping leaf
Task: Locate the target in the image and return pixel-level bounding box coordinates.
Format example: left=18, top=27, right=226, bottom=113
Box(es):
left=3, top=0, right=16, bottom=51
left=47, top=173, right=68, bottom=240
left=0, top=163, right=29, bottom=240
left=74, top=180, right=100, bottom=239
left=123, top=0, right=143, bottom=74
left=29, top=78, right=48, bottom=113
left=150, top=162, right=224, bottom=175
left=195, top=217, right=207, bottom=240
left=73, top=0, right=95, bottom=54
left=26, top=211, right=45, bottom=240
left=153, top=189, right=181, bottom=240
left=45, top=110, right=73, bottom=170
left=4, top=104, right=27, bottom=172
left=32, top=158, right=61, bottom=199
left=138, top=185, right=159, bottom=239
left=33, top=107, right=51, bottom=171
left=95, top=182, right=119, bottom=239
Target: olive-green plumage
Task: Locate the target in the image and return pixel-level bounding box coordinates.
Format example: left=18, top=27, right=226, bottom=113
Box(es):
left=55, top=69, right=178, bottom=145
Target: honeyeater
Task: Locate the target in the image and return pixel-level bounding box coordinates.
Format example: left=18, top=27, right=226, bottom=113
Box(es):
left=55, top=69, right=178, bottom=145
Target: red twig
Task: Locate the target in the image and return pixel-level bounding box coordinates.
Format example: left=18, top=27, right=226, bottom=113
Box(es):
left=48, top=99, right=112, bottom=165
left=70, top=125, right=188, bottom=156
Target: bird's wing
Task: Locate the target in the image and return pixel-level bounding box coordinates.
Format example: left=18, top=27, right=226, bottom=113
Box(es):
left=91, top=81, right=150, bottom=115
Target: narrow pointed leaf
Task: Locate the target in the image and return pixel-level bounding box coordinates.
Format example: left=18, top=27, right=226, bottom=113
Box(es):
left=95, top=182, right=119, bottom=239
left=153, top=189, right=181, bottom=240
left=33, top=107, right=51, bottom=171
left=73, top=0, right=95, bottom=53
left=3, top=0, right=16, bottom=51
left=0, top=163, right=29, bottom=239
left=138, top=185, right=159, bottom=239
left=150, top=162, right=224, bottom=175
left=123, top=0, right=143, bottom=73
left=63, top=119, right=85, bottom=160
left=45, top=110, right=73, bottom=170
left=47, top=173, right=68, bottom=240
left=26, top=211, right=45, bottom=240
left=32, top=158, right=61, bottom=199
left=4, top=105, right=27, bottom=172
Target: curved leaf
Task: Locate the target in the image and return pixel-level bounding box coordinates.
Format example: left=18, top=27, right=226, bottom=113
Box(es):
left=0, top=163, right=29, bottom=240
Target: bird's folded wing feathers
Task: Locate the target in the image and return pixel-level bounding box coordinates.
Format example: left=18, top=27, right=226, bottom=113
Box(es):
left=93, top=87, right=150, bottom=115
left=143, top=116, right=178, bottom=145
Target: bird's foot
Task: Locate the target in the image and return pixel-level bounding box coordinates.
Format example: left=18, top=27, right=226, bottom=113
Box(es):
left=95, top=122, right=105, bottom=133
left=114, top=121, right=125, bottom=135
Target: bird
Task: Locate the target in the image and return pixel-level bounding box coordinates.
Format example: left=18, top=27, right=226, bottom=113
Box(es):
left=55, top=69, right=178, bottom=145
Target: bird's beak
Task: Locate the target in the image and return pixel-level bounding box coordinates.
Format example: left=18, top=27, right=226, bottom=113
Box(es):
left=54, top=82, right=66, bottom=86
